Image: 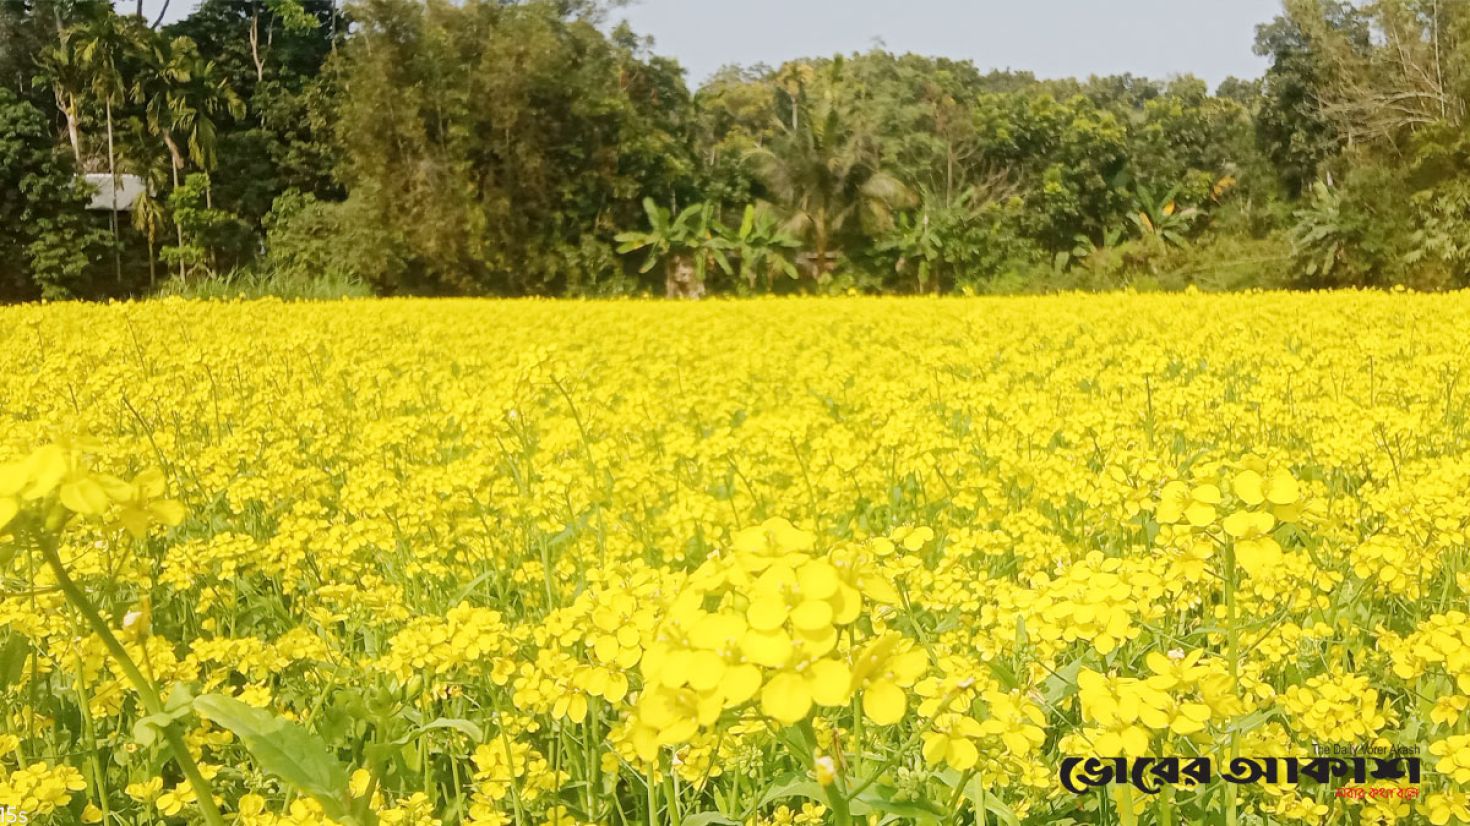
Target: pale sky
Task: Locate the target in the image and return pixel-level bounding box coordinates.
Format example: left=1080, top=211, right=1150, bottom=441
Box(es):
left=131, top=0, right=1284, bottom=89
left=616, top=0, right=1282, bottom=87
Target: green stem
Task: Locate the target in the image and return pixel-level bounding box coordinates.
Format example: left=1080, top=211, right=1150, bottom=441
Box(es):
left=1158, top=783, right=1175, bottom=826
left=35, top=528, right=226, bottom=826
left=1224, top=541, right=1239, bottom=826
left=646, top=765, right=659, bottom=826
left=947, top=768, right=975, bottom=825
left=488, top=690, right=527, bottom=825
left=796, top=720, right=850, bottom=826
left=73, top=667, right=111, bottom=823
left=845, top=685, right=966, bottom=803
left=1118, top=783, right=1138, bottom=826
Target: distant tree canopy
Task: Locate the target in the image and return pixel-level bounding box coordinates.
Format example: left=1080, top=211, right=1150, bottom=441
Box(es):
left=328, top=0, right=696, bottom=295
left=7, top=0, right=1470, bottom=299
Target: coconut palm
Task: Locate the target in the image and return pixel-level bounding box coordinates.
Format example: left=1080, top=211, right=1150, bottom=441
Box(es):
left=746, top=94, right=913, bottom=281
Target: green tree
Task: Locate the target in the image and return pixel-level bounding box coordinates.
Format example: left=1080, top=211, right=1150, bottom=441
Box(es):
left=160, top=171, right=252, bottom=280
left=0, top=87, right=104, bottom=299
left=331, top=0, right=696, bottom=295
left=1253, top=0, right=1365, bottom=194
left=971, top=91, right=1129, bottom=250
left=1127, top=182, right=1201, bottom=248
left=166, top=0, right=344, bottom=223
left=747, top=87, right=914, bottom=281
left=131, top=32, right=244, bottom=277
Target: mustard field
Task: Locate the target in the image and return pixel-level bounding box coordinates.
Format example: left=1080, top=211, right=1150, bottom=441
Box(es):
left=2, top=294, right=1469, bottom=825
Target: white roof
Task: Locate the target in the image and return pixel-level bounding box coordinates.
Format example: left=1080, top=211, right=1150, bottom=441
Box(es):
left=83, top=174, right=148, bottom=211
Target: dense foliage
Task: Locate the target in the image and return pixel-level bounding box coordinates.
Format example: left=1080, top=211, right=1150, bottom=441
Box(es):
left=7, top=0, right=1470, bottom=297
left=5, top=293, right=1470, bottom=824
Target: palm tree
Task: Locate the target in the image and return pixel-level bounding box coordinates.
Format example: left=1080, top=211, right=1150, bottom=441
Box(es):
left=746, top=94, right=913, bottom=281
left=133, top=35, right=243, bottom=182
left=75, top=8, right=139, bottom=281
left=131, top=33, right=243, bottom=278
left=124, top=138, right=171, bottom=287
left=37, top=21, right=86, bottom=166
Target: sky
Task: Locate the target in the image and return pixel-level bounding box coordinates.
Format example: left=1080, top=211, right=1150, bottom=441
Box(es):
left=614, top=0, right=1283, bottom=88
left=130, top=0, right=1284, bottom=89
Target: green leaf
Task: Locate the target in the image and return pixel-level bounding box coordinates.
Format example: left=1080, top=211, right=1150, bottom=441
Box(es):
left=194, top=693, right=353, bottom=820
left=986, top=658, right=1020, bottom=691
left=404, top=717, right=484, bottom=744
left=1043, top=655, right=1084, bottom=705
left=854, top=785, right=945, bottom=818
left=0, top=635, right=29, bottom=693
left=614, top=232, right=649, bottom=254
left=133, top=713, right=173, bottom=747
left=133, top=684, right=197, bottom=747
left=758, top=776, right=826, bottom=807
left=1226, top=707, right=1279, bottom=734
left=951, top=772, right=1021, bottom=826
left=641, top=197, right=661, bottom=226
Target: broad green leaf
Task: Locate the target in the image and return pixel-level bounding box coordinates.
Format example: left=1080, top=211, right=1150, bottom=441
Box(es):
left=0, top=635, right=29, bottom=692
left=194, top=693, right=353, bottom=820
left=134, top=684, right=198, bottom=747
left=757, top=776, right=825, bottom=807
left=409, top=717, right=484, bottom=744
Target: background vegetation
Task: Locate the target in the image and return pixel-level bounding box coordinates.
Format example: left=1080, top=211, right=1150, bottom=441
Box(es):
left=4, top=0, right=1470, bottom=299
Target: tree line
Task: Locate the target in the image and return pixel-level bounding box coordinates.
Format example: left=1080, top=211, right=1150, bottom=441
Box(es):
left=3, top=0, right=1469, bottom=300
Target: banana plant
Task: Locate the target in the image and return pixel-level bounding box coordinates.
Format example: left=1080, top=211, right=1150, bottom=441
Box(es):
left=729, top=203, right=800, bottom=292
left=882, top=210, right=944, bottom=293
left=1128, top=183, right=1199, bottom=247
left=1065, top=225, right=1127, bottom=274
left=1290, top=181, right=1349, bottom=281
left=879, top=188, right=989, bottom=293
left=615, top=198, right=732, bottom=297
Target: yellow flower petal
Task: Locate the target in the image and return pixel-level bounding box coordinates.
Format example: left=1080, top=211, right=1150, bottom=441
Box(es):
left=722, top=663, right=762, bottom=707
left=760, top=671, right=812, bottom=724
left=862, top=679, right=907, bottom=725
left=806, top=658, right=851, bottom=707
left=796, top=560, right=838, bottom=600
left=740, top=628, right=792, bottom=668
left=747, top=598, right=789, bottom=632
left=23, top=445, right=67, bottom=499
left=789, top=599, right=833, bottom=632
left=0, top=462, right=26, bottom=497
left=1232, top=470, right=1264, bottom=506
left=1184, top=501, right=1215, bottom=527
left=1264, top=470, right=1299, bottom=505
left=60, top=476, right=110, bottom=515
